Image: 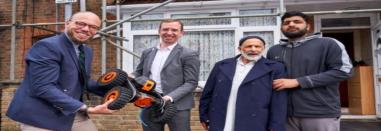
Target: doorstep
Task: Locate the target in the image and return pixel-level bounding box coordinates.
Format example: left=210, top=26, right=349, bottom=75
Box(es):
left=341, top=107, right=379, bottom=120
left=341, top=115, right=378, bottom=120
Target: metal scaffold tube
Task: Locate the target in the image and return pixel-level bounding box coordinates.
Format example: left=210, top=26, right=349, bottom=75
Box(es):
left=106, top=39, right=140, bottom=58
left=65, top=3, right=72, bottom=20
left=101, top=0, right=107, bottom=73
left=99, top=0, right=175, bottom=32
left=116, top=0, right=121, bottom=69
left=97, top=31, right=129, bottom=42
left=280, top=0, right=285, bottom=15
left=80, top=0, right=86, bottom=11
left=10, top=0, right=17, bottom=80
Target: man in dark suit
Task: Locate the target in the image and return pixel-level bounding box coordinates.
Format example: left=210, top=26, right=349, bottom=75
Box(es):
left=6, top=11, right=116, bottom=131
left=133, top=19, right=200, bottom=131
left=199, top=36, right=288, bottom=131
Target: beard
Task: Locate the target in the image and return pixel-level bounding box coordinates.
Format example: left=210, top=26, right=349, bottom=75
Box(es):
left=241, top=51, right=261, bottom=61
left=282, top=28, right=307, bottom=39
left=66, top=29, right=89, bottom=43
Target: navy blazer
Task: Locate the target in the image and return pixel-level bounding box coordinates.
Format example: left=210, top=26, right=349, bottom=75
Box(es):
left=199, top=55, right=288, bottom=131
left=6, top=33, right=105, bottom=131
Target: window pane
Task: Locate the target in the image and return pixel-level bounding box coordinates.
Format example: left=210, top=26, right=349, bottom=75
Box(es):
left=240, top=9, right=276, bottom=26
left=244, top=31, right=274, bottom=50
left=171, top=12, right=231, bottom=26
left=133, top=35, right=160, bottom=68
left=180, top=31, right=235, bottom=80
left=321, top=17, right=370, bottom=28
left=131, top=13, right=163, bottom=30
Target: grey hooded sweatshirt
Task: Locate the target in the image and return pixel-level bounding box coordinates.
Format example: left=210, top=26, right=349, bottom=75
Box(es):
left=266, top=32, right=353, bottom=118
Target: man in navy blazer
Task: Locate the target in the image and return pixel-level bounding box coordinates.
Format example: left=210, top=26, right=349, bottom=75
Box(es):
left=6, top=11, right=116, bottom=131
left=199, top=36, right=288, bottom=131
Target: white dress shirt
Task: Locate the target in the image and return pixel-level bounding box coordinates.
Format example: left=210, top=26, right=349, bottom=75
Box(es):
left=150, top=43, right=177, bottom=93
left=223, top=57, right=256, bottom=131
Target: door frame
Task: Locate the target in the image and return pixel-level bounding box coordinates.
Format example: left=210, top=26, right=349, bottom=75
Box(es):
left=315, top=12, right=380, bottom=117
left=372, top=21, right=381, bottom=118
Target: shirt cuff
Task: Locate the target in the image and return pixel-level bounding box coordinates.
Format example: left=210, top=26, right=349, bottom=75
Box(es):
left=76, top=104, right=88, bottom=113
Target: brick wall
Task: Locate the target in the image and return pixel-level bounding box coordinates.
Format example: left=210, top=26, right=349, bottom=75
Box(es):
left=1, top=81, right=20, bottom=131
left=1, top=81, right=203, bottom=131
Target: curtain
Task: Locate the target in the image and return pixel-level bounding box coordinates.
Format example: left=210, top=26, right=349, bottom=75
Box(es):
left=180, top=31, right=235, bottom=80
left=240, top=9, right=276, bottom=26
left=133, top=35, right=160, bottom=68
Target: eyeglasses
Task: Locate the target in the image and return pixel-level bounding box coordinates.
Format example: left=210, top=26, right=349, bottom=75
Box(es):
left=73, top=21, right=100, bottom=32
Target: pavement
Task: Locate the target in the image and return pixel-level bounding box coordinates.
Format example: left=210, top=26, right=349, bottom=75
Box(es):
left=341, top=119, right=381, bottom=131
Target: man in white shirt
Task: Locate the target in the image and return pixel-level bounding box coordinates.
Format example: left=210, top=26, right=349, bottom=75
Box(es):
left=199, top=36, right=288, bottom=131
left=133, top=19, right=200, bottom=131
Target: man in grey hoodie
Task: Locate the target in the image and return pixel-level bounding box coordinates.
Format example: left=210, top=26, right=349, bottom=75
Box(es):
left=267, top=11, right=353, bottom=131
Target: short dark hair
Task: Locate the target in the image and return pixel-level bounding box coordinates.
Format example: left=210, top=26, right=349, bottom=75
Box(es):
left=281, top=11, right=309, bottom=23
left=239, top=36, right=266, bottom=47
left=159, top=19, right=184, bottom=31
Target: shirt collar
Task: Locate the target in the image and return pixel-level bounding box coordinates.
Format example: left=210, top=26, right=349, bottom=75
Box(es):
left=156, top=42, right=178, bottom=51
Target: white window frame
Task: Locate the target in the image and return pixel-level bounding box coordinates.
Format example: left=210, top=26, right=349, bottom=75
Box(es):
left=314, top=13, right=377, bottom=31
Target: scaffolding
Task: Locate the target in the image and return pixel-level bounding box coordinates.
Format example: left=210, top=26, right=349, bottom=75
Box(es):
left=1, top=0, right=381, bottom=80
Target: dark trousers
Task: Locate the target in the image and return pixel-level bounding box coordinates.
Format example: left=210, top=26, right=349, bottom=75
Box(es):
left=142, top=109, right=191, bottom=131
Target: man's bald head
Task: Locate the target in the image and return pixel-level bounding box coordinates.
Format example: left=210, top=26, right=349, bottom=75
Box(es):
left=65, top=11, right=101, bottom=43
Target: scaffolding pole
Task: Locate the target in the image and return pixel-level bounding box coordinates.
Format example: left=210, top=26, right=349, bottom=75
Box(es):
left=106, top=39, right=140, bottom=58
left=99, top=0, right=175, bottom=32
left=101, top=0, right=107, bottom=73
left=80, top=0, right=86, bottom=11
left=97, top=31, right=129, bottom=42
left=280, top=0, right=285, bottom=15
left=65, top=3, right=72, bottom=20
left=10, top=0, right=17, bottom=80
left=116, top=0, right=121, bottom=69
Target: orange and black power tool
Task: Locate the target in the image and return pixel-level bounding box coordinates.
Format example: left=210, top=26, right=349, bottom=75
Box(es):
left=97, top=69, right=177, bottom=123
